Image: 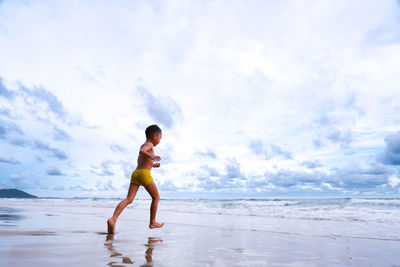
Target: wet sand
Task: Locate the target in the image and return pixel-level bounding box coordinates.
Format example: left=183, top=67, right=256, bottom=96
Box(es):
left=1, top=199, right=400, bottom=266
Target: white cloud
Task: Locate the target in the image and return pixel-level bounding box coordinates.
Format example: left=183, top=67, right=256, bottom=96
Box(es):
left=389, top=175, right=400, bottom=188
left=1, top=0, right=400, bottom=197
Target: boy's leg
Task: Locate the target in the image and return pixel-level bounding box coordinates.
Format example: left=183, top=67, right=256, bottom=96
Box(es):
left=144, top=182, right=164, bottom=229
left=107, top=183, right=139, bottom=234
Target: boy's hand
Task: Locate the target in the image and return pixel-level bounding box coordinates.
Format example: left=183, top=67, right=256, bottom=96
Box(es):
left=153, top=163, right=161, bottom=168
left=151, top=155, right=161, bottom=162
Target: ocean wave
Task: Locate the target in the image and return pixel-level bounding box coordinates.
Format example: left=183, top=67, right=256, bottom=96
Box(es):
left=350, top=198, right=400, bottom=206
left=2, top=197, right=400, bottom=224
left=157, top=198, right=400, bottom=223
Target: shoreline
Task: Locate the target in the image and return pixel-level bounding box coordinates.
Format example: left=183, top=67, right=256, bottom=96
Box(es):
left=1, top=198, right=399, bottom=266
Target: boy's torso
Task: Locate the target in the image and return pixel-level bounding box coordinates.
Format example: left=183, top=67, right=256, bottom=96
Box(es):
left=136, top=142, right=154, bottom=170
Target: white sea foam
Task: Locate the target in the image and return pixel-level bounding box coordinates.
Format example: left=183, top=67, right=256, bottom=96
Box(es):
left=151, top=198, right=400, bottom=224
left=350, top=198, right=400, bottom=206
left=3, top=197, right=400, bottom=224
left=1, top=197, right=400, bottom=241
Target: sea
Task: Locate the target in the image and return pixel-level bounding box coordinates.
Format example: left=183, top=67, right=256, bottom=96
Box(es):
left=2, top=197, right=399, bottom=240
left=1, top=197, right=400, bottom=266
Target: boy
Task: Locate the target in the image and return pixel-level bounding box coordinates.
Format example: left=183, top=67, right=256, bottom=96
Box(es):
left=107, top=125, right=164, bottom=234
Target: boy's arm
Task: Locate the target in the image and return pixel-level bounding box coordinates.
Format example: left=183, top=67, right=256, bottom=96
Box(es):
left=140, top=142, right=161, bottom=161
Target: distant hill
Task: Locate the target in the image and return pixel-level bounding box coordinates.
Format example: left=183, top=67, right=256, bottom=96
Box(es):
left=0, top=189, right=38, bottom=198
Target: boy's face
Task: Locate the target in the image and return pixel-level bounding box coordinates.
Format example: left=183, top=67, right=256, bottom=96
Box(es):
left=152, top=132, right=162, bottom=146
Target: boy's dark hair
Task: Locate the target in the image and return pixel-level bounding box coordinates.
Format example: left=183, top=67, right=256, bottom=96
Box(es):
left=145, top=125, right=162, bottom=139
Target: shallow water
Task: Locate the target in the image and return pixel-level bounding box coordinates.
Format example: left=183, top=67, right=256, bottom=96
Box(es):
left=0, top=197, right=399, bottom=266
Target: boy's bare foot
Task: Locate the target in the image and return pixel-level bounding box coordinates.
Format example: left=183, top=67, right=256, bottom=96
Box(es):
left=149, top=222, right=165, bottom=229
left=107, top=218, right=116, bottom=234
left=106, top=234, right=114, bottom=241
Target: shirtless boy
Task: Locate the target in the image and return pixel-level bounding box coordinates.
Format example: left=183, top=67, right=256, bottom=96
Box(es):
left=107, top=125, right=164, bottom=234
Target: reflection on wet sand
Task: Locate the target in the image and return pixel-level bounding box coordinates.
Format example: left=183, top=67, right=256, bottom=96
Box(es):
left=0, top=206, right=23, bottom=226
left=142, top=237, right=163, bottom=267
left=105, top=234, right=162, bottom=266
left=105, top=234, right=134, bottom=266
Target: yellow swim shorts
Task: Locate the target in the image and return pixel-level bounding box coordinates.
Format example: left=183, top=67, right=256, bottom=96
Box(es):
left=130, top=169, right=153, bottom=186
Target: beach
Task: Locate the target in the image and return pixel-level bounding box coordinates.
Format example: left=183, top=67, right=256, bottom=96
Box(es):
left=1, top=198, right=400, bottom=266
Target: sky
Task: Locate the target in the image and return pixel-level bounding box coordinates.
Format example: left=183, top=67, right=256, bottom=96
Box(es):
left=1, top=0, right=400, bottom=198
